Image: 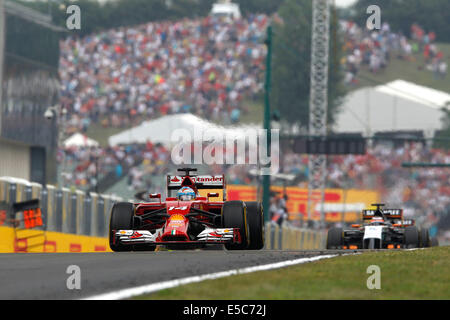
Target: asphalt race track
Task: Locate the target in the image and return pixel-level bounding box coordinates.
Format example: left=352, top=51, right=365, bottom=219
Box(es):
left=0, top=250, right=348, bottom=300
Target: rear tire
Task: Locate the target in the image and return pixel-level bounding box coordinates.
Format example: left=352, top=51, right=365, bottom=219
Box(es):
left=419, top=228, right=431, bottom=248
left=326, top=228, right=343, bottom=249
left=109, top=203, right=135, bottom=252
left=404, top=226, right=420, bottom=248
left=245, top=202, right=265, bottom=250
left=222, top=201, right=249, bottom=250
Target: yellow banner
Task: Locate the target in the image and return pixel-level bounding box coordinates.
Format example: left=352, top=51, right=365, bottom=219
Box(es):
left=0, top=226, right=111, bottom=253
left=227, top=185, right=379, bottom=222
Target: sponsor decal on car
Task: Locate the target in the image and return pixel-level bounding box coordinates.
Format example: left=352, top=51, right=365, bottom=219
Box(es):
left=171, top=214, right=184, bottom=220
left=131, top=232, right=143, bottom=239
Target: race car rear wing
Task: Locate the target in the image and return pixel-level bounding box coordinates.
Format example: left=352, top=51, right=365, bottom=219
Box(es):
left=395, top=219, right=415, bottom=226
left=167, top=175, right=226, bottom=191
left=363, top=209, right=403, bottom=220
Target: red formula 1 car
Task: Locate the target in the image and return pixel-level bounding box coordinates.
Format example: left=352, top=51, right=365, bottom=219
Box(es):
left=109, top=168, right=265, bottom=252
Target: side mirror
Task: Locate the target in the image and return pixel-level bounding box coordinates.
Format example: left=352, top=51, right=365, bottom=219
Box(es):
left=149, top=194, right=161, bottom=202
left=207, top=193, right=219, bottom=199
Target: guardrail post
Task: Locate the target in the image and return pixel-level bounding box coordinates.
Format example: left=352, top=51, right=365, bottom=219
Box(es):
left=8, top=183, right=16, bottom=205
left=265, top=223, right=271, bottom=250
left=0, top=178, right=7, bottom=202
left=102, top=195, right=112, bottom=238
left=24, top=185, right=32, bottom=201
left=96, top=196, right=105, bottom=237
left=15, top=182, right=25, bottom=202
left=68, top=192, right=77, bottom=234
left=41, top=187, right=48, bottom=230
left=273, top=224, right=279, bottom=250
left=83, top=195, right=92, bottom=236
left=90, top=193, right=98, bottom=237
left=61, top=188, right=70, bottom=233
left=300, top=230, right=306, bottom=250
left=45, top=185, right=56, bottom=231
left=75, top=190, right=84, bottom=235
left=278, top=225, right=283, bottom=250
left=55, top=189, right=63, bottom=232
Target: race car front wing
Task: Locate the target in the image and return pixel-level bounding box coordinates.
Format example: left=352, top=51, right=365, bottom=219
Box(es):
left=113, top=228, right=241, bottom=246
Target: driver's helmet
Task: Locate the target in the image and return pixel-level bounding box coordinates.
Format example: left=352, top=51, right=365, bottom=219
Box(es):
left=177, top=187, right=196, bottom=201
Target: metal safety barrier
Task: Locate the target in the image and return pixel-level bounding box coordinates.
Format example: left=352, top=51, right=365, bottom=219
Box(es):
left=1, top=177, right=326, bottom=249
left=264, top=223, right=326, bottom=250
left=0, top=177, right=124, bottom=237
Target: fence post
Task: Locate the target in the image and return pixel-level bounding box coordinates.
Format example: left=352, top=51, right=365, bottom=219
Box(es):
left=82, top=194, right=92, bottom=236
left=40, top=187, right=48, bottom=230
left=90, top=193, right=98, bottom=237
left=0, top=178, right=7, bottom=202
left=8, top=182, right=16, bottom=205
left=75, top=190, right=84, bottom=235
left=265, top=223, right=271, bottom=250
left=55, top=189, right=65, bottom=232
left=273, top=224, right=279, bottom=250
left=96, top=196, right=105, bottom=237
left=24, top=185, right=32, bottom=201
left=15, top=182, right=25, bottom=202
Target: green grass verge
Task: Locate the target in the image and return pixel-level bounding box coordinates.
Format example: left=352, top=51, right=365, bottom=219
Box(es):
left=85, top=123, right=131, bottom=148
left=356, top=43, right=450, bottom=93
left=138, top=247, right=450, bottom=300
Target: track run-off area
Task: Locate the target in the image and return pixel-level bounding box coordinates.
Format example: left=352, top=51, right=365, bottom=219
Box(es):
left=0, top=250, right=350, bottom=300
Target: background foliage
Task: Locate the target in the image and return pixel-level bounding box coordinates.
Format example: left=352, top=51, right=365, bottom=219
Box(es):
left=271, top=0, right=347, bottom=128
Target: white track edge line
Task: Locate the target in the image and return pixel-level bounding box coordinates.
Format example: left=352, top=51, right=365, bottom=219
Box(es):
left=83, top=254, right=340, bottom=300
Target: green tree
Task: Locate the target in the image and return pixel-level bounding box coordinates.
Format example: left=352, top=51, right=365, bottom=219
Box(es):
left=236, top=0, right=285, bottom=15
left=271, top=0, right=347, bottom=129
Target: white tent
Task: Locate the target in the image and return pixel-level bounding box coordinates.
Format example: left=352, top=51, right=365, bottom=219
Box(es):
left=64, top=133, right=100, bottom=148
left=108, top=114, right=261, bottom=147
left=334, top=80, right=450, bottom=135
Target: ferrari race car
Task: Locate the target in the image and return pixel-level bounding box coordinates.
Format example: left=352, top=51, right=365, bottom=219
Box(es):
left=109, top=168, right=264, bottom=252
left=326, top=204, right=431, bottom=250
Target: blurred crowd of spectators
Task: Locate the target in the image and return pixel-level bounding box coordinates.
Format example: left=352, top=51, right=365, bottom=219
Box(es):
left=341, top=21, right=448, bottom=85
left=277, top=142, right=450, bottom=232
left=59, top=15, right=268, bottom=134
left=60, top=141, right=170, bottom=191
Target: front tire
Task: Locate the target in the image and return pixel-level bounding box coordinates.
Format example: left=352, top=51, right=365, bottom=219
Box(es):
left=109, top=203, right=135, bottom=252
left=245, top=202, right=265, bottom=250
left=222, top=201, right=249, bottom=250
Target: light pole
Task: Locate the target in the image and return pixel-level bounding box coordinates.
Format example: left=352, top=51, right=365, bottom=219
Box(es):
left=262, top=25, right=273, bottom=223
left=45, top=105, right=68, bottom=187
